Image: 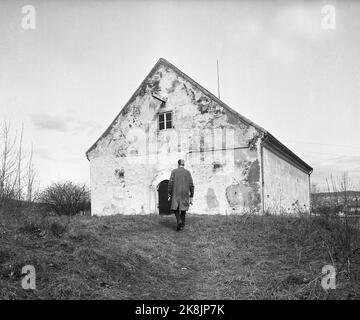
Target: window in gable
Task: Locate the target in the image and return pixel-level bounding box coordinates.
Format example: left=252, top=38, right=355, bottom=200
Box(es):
left=158, top=112, right=173, bottom=130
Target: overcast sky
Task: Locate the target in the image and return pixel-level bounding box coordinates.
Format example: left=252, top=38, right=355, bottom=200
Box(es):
left=0, top=0, right=359, bottom=191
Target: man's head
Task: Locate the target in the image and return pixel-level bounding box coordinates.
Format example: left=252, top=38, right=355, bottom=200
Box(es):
left=178, top=159, right=185, bottom=167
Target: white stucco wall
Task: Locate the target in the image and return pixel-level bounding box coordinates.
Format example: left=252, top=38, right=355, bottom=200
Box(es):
left=262, top=147, right=310, bottom=214
left=87, top=61, right=263, bottom=215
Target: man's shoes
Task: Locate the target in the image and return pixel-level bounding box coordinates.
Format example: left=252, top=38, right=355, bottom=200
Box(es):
left=176, top=223, right=182, bottom=231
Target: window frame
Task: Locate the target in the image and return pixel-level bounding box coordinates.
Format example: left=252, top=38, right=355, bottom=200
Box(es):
left=158, top=111, right=173, bottom=131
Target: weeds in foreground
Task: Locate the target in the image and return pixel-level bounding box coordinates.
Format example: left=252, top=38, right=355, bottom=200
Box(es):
left=1, top=205, right=360, bottom=299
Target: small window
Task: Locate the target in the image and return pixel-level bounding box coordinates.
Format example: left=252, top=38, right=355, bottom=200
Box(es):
left=158, top=112, right=172, bottom=130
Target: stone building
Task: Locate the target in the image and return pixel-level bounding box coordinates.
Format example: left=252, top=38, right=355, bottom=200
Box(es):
left=86, top=58, right=313, bottom=216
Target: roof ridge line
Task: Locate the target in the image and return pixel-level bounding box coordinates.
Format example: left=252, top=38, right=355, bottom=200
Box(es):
left=85, top=57, right=312, bottom=174
left=158, top=57, right=268, bottom=134
left=85, top=58, right=164, bottom=157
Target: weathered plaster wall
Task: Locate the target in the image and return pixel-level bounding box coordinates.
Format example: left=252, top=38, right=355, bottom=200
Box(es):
left=262, top=147, right=310, bottom=214
left=88, top=63, right=262, bottom=215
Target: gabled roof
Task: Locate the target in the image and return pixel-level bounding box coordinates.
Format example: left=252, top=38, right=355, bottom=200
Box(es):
left=85, top=57, right=313, bottom=174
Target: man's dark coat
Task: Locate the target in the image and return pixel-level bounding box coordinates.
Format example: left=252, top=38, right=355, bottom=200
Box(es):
left=168, top=167, right=194, bottom=211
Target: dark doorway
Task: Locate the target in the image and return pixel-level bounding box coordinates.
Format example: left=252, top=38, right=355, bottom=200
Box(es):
left=158, top=180, right=171, bottom=215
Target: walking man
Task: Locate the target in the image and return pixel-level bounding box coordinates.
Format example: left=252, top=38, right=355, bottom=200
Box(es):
left=168, top=159, right=194, bottom=231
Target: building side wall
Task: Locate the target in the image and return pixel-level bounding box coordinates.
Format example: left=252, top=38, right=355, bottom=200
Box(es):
left=262, top=146, right=310, bottom=214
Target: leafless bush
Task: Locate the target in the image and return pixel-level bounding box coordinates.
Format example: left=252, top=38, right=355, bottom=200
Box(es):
left=39, top=182, right=90, bottom=216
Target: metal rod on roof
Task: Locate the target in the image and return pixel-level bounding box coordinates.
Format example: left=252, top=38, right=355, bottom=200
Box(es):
left=217, top=59, right=220, bottom=99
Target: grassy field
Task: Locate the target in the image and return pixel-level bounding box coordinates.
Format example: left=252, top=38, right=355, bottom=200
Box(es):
left=0, top=208, right=359, bottom=300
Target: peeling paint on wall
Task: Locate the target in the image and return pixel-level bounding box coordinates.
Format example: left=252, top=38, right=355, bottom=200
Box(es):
left=242, top=159, right=261, bottom=208
left=226, top=184, right=248, bottom=207
left=114, top=168, right=125, bottom=179
left=206, top=188, right=219, bottom=209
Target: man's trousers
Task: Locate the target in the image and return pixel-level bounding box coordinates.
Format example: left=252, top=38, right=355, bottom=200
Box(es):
left=174, top=208, right=186, bottom=229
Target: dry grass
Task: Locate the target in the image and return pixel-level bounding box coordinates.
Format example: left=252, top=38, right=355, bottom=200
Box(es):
left=0, top=208, right=359, bottom=300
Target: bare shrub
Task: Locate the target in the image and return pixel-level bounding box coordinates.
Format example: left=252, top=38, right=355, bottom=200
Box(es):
left=39, top=182, right=90, bottom=216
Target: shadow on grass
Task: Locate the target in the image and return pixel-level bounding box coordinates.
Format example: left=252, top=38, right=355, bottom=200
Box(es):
left=158, top=214, right=176, bottom=231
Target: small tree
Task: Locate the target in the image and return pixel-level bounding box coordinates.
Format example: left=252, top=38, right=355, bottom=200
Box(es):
left=0, top=121, right=39, bottom=207
left=39, top=181, right=90, bottom=216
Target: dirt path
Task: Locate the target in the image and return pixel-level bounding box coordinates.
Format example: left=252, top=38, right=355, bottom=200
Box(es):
left=155, top=215, right=232, bottom=299
left=169, top=228, right=201, bottom=299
